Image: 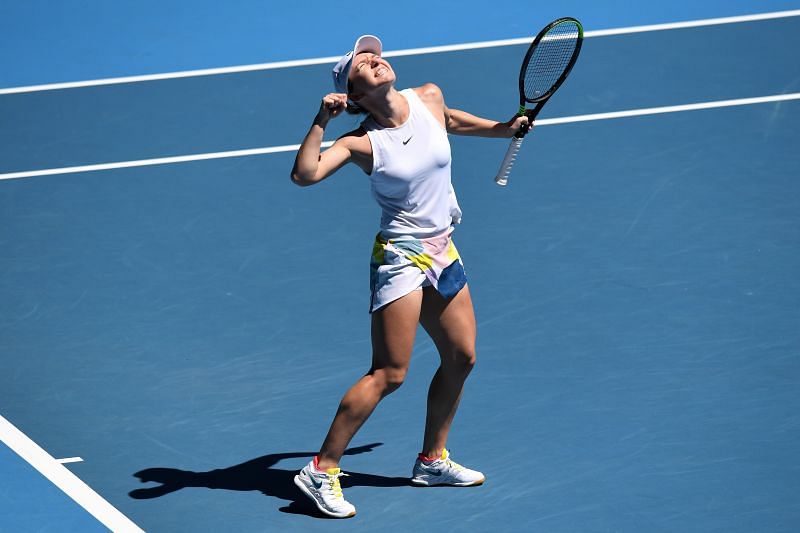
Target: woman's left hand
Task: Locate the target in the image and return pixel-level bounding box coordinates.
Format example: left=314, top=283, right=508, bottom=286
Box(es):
left=504, top=114, right=531, bottom=138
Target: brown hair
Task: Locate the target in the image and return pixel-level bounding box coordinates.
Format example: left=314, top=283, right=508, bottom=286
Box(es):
left=345, top=79, right=366, bottom=115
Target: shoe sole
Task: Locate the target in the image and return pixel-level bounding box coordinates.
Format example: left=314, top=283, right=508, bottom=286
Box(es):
left=293, top=475, right=356, bottom=519
left=410, top=476, right=485, bottom=487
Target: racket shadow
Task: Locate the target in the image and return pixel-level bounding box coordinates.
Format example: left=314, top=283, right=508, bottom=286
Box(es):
left=128, top=442, right=412, bottom=519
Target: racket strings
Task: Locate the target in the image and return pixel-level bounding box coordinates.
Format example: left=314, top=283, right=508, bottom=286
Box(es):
left=524, top=22, right=580, bottom=101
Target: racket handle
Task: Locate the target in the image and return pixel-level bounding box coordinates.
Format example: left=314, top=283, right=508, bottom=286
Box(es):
left=494, top=137, right=525, bottom=186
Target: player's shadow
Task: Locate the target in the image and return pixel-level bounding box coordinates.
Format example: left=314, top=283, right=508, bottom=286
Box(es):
left=129, top=442, right=410, bottom=518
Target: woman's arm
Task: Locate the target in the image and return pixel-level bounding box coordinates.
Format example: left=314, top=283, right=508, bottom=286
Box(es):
left=446, top=107, right=529, bottom=138
left=416, top=83, right=528, bottom=138
left=417, top=83, right=528, bottom=138
left=291, top=93, right=354, bottom=187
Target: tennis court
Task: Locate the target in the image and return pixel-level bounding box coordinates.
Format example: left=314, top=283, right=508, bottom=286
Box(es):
left=2, top=2, right=799, bottom=531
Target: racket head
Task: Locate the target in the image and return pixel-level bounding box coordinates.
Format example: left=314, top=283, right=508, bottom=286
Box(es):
left=518, top=17, right=583, bottom=106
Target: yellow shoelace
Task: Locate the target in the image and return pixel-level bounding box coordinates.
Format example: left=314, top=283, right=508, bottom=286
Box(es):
left=440, top=449, right=464, bottom=471
left=326, top=470, right=348, bottom=499
left=444, top=457, right=464, bottom=471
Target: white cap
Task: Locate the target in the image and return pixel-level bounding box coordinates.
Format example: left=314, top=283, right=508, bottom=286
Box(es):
left=332, top=35, right=383, bottom=95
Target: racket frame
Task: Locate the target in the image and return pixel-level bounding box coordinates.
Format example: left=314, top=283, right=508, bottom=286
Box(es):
left=495, top=17, right=583, bottom=186
left=519, top=18, right=584, bottom=113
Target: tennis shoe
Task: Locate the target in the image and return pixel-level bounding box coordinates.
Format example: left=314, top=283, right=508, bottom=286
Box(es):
left=294, top=459, right=356, bottom=518
left=410, top=448, right=485, bottom=487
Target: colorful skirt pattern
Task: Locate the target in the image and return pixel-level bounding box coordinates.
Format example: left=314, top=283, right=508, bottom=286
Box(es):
left=369, top=228, right=467, bottom=313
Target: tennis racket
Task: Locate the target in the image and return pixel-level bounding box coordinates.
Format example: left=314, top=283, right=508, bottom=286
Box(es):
left=495, top=17, right=583, bottom=186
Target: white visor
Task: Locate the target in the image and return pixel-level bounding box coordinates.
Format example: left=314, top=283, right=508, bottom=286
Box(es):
left=332, top=35, right=383, bottom=94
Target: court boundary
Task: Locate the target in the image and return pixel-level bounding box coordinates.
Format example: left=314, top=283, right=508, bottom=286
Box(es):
left=1, top=92, right=798, bottom=181
left=0, top=415, right=144, bottom=532
left=1, top=9, right=799, bottom=95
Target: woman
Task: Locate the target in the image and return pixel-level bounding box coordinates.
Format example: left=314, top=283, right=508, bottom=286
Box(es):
left=291, top=35, right=529, bottom=518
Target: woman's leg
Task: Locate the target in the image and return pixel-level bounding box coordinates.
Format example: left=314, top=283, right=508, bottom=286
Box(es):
left=418, top=284, right=477, bottom=458
left=316, top=289, right=423, bottom=469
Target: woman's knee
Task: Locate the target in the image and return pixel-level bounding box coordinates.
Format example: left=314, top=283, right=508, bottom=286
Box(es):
left=444, top=347, right=476, bottom=374
left=372, top=366, right=408, bottom=394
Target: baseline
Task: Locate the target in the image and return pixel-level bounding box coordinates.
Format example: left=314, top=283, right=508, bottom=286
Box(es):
left=1, top=10, right=798, bottom=95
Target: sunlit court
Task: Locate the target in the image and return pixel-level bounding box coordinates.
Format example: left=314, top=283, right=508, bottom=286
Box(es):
left=1, top=2, right=799, bottom=531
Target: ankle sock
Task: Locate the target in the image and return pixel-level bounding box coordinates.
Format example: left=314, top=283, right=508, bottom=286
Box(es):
left=418, top=452, right=440, bottom=464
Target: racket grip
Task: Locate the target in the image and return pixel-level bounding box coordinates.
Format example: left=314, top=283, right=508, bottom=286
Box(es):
left=494, top=137, right=525, bottom=186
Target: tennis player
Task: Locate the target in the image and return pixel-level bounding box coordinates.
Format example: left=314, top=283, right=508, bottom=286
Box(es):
left=290, top=35, right=529, bottom=518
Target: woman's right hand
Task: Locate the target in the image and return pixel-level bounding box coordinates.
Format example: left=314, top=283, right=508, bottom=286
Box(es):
left=315, top=93, right=348, bottom=125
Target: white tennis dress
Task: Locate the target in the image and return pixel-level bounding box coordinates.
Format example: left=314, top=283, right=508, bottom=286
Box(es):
left=362, top=88, right=467, bottom=312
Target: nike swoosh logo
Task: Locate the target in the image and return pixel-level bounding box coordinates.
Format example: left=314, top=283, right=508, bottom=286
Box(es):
left=309, top=472, right=324, bottom=490
left=403, top=136, right=412, bottom=145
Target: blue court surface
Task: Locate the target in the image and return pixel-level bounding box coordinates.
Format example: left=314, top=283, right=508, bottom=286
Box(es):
left=2, top=2, right=799, bottom=532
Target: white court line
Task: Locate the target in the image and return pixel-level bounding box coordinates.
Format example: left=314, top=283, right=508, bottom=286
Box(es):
left=1, top=92, right=798, bottom=182
left=535, top=93, right=800, bottom=125
left=0, top=415, right=144, bottom=532
left=0, top=143, right=328, bottom=180
left=56, top=457, right=84, bottom=464
left=1, top=9, right=799, bottom=95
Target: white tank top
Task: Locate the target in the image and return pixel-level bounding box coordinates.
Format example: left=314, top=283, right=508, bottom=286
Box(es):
left=362, top=88, right=462, bottom=239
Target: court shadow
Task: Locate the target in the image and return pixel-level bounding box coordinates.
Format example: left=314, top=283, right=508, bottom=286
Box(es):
left=129, top=442, right=411, bottom=518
